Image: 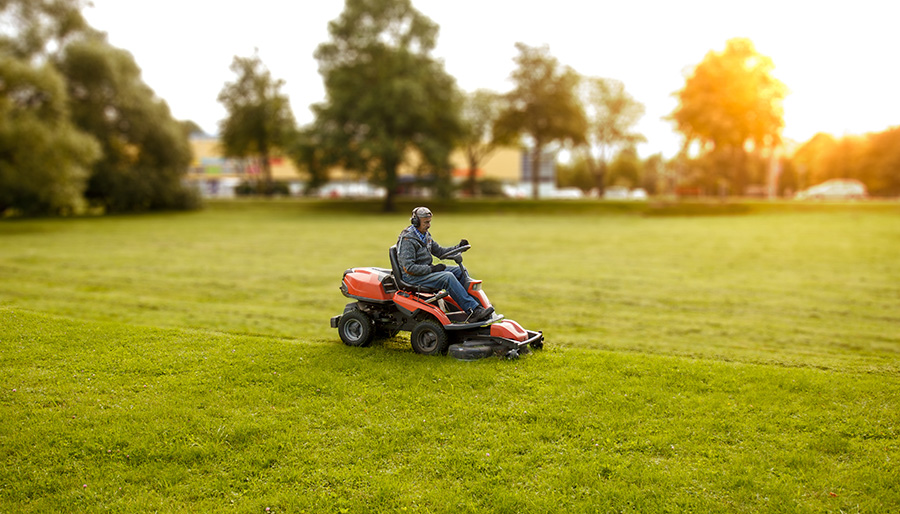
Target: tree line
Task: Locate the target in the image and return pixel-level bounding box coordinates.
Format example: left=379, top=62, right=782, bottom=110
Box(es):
left=4, top=0, right=897, bottom=217
left=221, top=0, right=647, bottom=211
left=215, top=3, right=900, bottom=209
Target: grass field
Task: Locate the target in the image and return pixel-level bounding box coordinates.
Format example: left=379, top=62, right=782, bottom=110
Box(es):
left=1, top=200, right=898, bottom=512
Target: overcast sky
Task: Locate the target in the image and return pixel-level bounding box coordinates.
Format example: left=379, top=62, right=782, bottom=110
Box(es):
left=83, top=0, right=900, bottom=158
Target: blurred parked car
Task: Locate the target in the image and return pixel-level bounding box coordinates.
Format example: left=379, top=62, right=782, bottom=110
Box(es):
left=795, top=179, right=868, bottom=200
left=601, top=186, right=647, bottom=200
left=550, top=187, right=585, bottom=199
left=602, top=186, right=630, bottom=200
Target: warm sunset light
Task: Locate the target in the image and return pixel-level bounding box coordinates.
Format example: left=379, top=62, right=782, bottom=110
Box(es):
left=4, top=2, right=900, bottom=509
left=82, top=0, right=900, bottom=157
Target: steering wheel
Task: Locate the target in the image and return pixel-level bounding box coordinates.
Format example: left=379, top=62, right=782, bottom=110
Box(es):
left=440, top=244, right=471, bottom=260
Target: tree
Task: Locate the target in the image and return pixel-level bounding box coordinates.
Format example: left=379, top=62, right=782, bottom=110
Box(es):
left=641, top=153, right=665, bottom=195
left=0, top=57, right=99, bottom=215
left=789, top=128, right=900, bottom=197
left=312, top=0, right=463, bottom=211
left=1, top=0, right=198, bottom=214
left=581, top=77, right=645, bottom=194
left=0, top=0, right=95, bottom=61
left=606, top=146, right=642, bottom=188
left=459, top=89, right=503, bottom=196
left=180, top=119, right=203, bottom=137
left=287, top=126, right=339, bottom=195
left=217, top=50, right=296, bottom=195
left=555, top=155, right=595, bottom=193
left=0, top=0, right=102, bottom=216
left=670, top=38, right=786, bottom=195
left=495, top=43, right=586, bottom=199
left=863, top=127, right=900, bottom=196
left=58, top=38, right=198, bottom=212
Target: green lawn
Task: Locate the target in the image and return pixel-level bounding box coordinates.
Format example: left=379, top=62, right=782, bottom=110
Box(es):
left=1, top=200, right=898, bottom=512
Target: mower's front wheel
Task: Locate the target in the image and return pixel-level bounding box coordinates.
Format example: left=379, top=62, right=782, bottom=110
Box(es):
left=410, top=319, right=449, bottom=356
left=338, top=308, right=375, bottom=347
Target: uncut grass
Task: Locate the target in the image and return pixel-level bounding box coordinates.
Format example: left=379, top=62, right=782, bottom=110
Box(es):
left=2, top=309, right=897, bottom=512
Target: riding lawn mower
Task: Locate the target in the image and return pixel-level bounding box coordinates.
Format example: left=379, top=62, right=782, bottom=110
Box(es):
left=330, top=245, right=543, bottom=360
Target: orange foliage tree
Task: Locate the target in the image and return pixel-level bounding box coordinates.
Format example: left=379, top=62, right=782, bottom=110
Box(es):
left=670, top=38, right=787, bottom=195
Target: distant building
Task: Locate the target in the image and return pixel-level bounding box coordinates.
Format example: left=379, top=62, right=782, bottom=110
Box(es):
left=186, top=135, right=301, bottom=198
left=185, top=134, right=531, bottom=198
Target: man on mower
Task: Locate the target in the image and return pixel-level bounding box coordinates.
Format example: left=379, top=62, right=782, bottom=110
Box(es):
left=398, top=206, right=494, bottom=322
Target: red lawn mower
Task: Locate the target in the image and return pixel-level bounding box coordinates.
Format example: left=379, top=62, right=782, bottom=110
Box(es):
left=330, top=245, right=543, bottom=360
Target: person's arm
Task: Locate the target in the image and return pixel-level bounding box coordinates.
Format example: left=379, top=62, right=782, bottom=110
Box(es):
left=431, top=238, right=469, bottom=259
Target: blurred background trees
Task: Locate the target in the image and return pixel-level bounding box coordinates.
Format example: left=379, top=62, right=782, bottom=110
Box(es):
left=459, top=89, right=503, bottom=197
left=0, top=57, right=100, bottom=215
left=218, top=50, right=297, bottom=196
left=310, top=0, right=463, bottom=211
left=2, top=0, right=898, bottom=216
left=580, top=77, right=645, bottom=195
left=788, top=129, right=900, bottom=196
left=669, top=38, right=787, bottom=196
left=495, top=43, right=586, bottom=200
left=59, top=39, right=197, bottom=212
left=0, top=0, right=198, bottom=216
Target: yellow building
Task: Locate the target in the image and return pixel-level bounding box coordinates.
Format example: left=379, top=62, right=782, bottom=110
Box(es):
left=186, top=135, right=531, bottom=197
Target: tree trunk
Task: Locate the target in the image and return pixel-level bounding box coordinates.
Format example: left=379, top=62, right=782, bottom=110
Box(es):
left=382, top=160, right=399, bottom=212
left=595, top=159, right=607, bottom=196
left=466, top=148, right=478, bottom=197
left=592, top=148, right=607, bottom=196
left=261, top=155, right=273, bottom=196
left=531, top=144, right=542, bottom=200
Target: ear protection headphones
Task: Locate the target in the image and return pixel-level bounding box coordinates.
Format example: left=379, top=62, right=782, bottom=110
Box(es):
left=410, top=206, right=432, bottom=227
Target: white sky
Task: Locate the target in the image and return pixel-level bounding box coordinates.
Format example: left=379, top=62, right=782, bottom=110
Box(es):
left=83, top=0, right=900, bottom=158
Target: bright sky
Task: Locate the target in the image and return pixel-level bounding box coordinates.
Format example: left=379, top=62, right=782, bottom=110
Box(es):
left=83, top=0, right=900, bottom=158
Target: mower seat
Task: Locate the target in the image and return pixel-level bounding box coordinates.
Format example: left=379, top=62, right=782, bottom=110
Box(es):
left=389, top=245, right=441, bottom=294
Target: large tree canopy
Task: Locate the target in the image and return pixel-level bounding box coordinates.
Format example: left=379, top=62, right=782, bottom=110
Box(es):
left=0, top=57, right=99, bottom=215
left=0, top=0, right=198, bottom=215
left=670, top=38, right=786, bottom=194
left=217, top=51, right=296, bottom=195
left=312, top=0, right=462, bottom=211
left=58, top=39, right=196, bottom=212
left=495, top=43, right=586, bottom=199
left=0, top=0, right=93, bottom=61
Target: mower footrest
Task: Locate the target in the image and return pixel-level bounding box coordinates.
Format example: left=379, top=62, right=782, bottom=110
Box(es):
left=423, top=290, right=449, bottom=304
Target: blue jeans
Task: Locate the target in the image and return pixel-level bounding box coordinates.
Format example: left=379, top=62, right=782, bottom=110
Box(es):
left=403, top=266, right=480, bottom=312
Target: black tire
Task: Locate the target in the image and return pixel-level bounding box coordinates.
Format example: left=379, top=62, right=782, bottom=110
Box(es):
left=338, top=309, right=375, bottom=347
left=410, top=319, right=449, bottom=356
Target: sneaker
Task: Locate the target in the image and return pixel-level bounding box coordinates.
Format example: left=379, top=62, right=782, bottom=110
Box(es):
left=467, top=306, right=494, bottom=322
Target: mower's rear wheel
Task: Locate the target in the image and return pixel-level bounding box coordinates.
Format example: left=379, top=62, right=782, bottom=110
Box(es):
left=338, top=309, right=375, bottom=347
left=410, top=319, right=449, bottom=356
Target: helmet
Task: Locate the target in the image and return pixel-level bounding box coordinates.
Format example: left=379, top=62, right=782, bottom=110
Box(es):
left=410, top=206, right=432, bottom=227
